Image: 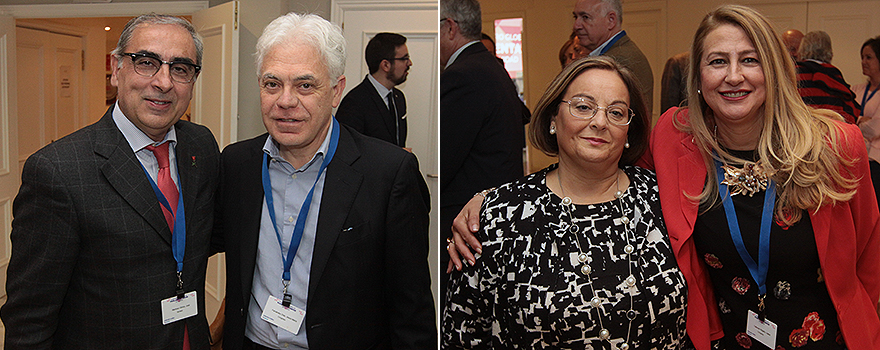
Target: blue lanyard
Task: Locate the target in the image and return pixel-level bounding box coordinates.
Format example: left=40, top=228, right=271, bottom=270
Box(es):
left=598, top=30, right=626, bottom=55
left=140, top=153, right=187, bottom=298
left=862, top=82, right=880, bottom=113
left=261, top=119, right=339, bottom=294
left=715, top=159, right=775, bottom=297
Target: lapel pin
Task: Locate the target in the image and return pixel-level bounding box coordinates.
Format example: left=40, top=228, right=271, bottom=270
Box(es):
left=191, top=156, right=196, bottom=167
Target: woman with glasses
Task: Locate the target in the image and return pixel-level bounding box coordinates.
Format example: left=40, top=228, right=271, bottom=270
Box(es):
left=442, top=56, right=686, bottom=349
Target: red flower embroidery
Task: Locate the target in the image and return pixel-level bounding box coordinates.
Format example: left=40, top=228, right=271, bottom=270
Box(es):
left=790, top=328, right=809, bottom=347
left=704, top=253, right=723, bottom=269
left=731, top=277, right=750, bottom=295
left=736, top=332, right=752, bottom=349
left=800, top=312, right=825, bottom=341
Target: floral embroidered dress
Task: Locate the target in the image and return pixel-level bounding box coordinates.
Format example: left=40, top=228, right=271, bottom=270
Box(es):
left=442, top=165, right=687, bottom=349
left=692, top=150, right=845, bottom=350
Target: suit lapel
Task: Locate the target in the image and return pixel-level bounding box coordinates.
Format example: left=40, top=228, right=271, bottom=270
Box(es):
left=95, top=110, right=172, bottom=244
left=309, top=127, right=363, bottom=298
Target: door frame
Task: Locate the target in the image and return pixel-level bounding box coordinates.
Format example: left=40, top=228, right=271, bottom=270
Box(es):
left=0, top=2, right=208, bottom=18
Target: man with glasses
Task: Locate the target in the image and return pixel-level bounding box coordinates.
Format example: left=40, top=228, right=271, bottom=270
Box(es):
left=1, top=14, right=219, bottom=350
left=336, top=32, right=412, bottom=148
left=440, top=0, right=526, bottom=313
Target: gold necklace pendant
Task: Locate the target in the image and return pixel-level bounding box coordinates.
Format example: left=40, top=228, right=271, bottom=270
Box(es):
left=720, top=160, right=770, bottom=197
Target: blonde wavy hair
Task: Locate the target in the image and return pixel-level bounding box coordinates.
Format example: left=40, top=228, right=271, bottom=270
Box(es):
left=675, top=4, right=857, bottom=225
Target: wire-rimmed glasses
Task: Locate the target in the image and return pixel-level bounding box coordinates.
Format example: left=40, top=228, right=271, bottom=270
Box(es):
left=561, top=96, right=634, bottom=125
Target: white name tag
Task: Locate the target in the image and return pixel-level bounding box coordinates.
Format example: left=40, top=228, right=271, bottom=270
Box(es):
left=746, top=310, right=778, bottom=349
left=261, top=294, right=306, bottom=335
left=161, top=291, right=198, bottom=325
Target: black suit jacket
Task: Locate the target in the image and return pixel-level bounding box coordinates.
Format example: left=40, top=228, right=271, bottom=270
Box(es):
left=1, top=107, right=220, bottom=350
left=440, top=42, right=524, bottom=242
left=215, top=123, right=435, bottom=349
left=336, top=75, right=407, bottom=147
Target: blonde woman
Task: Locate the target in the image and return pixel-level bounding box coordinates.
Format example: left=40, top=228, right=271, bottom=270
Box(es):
left=449, top=5, right=880, bottom=349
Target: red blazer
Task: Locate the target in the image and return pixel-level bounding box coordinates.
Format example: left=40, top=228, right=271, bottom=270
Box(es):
left=637, top=107, right=880, bottom=349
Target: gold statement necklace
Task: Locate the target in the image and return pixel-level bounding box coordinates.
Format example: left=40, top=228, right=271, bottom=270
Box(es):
left=557, top=168, right=637, bottom=350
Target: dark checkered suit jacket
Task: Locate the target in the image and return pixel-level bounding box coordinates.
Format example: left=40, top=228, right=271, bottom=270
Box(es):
left=1, top=107, right=220, bottom=349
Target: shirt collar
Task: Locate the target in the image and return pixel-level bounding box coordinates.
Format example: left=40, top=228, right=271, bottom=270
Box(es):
left=445, top=40, right=480, bottom=69
left=367, top=74, right=392, bottom=102
left=262, top=118, right=335, bottom=171
left=589, top=30, right=624, bottom=56
left=111, top=102, right=178, bottom=152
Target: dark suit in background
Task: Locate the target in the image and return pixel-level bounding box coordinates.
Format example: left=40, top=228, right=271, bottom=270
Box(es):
left=217, top=125, right=435, bottom=349
left=336, top=75, right=407, bottom=147
left=603, top=33, right=654, bottom=115
left=660, top=51, right=689, bottom=113
left=1, top=108, right=220, bottom=349
left=440, top=42, right=524, bottom=309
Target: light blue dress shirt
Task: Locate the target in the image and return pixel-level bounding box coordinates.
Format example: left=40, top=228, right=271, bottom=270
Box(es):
left=245, top=121, right=334, bottom=349
left=111, top=103, right=179, bottom=187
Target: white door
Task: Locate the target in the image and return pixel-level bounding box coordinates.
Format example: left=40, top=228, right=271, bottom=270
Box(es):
left=332, top=0, right=440, bottom=324
left=192, top=0, right=239, bottom=324
left=0, top=14, right=19, bottom=299
left=16, top=26, right=83, bottom=168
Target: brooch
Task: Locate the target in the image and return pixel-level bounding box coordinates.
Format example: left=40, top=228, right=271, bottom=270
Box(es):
left=720, top=160, right=770, bottom=197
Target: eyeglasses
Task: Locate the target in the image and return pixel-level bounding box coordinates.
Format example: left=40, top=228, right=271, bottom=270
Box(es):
left=561, top=97, right=634, bottom=125
left=386, top=55, right=411, bottom=62
left=118, top=52, right=201, bottom=83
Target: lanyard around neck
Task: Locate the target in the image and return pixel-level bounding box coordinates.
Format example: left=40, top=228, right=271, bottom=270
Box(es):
left=598, top=30, right=626, bottom=55
left=715, top=158, right=775, bottom=297
left=141, top=157, right=186, bottom=274
left=261, top=118, right=340, bottom=284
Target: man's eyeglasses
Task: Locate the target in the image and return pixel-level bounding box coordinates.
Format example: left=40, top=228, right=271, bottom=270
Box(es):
left=117, top=52, right=201, bottom=83
left=561, top=97, right=634, bottom=125
left=386, top=55, right=411, bottom=62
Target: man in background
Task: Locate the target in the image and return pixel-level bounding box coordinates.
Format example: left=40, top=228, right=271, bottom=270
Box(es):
left=336, top=32, right=411, bottom=148
left=573, top=0, right=654, bottom=113
left=440, top=0, right=525, bottom=312
left=782, top=28, right=805, bottom=60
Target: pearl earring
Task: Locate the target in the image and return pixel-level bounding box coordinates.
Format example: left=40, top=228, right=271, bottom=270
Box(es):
left=550, top=124, right=556, bottom=134
left=697, top=89, right=702, bottom=94
left=624, top=141, right=630, bottom=148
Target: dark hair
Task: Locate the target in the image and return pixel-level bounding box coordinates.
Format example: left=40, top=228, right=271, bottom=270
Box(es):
left=529, top=56, right=649, bottom=166
left=365, top=32, right=407, bottom=74
left=863, top=36, right=880, bottom=65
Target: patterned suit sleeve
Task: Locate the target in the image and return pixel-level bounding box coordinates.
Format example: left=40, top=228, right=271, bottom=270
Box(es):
left=1, top=152, right=80, bottom=350
left=384, top=152, right=437, bottom=348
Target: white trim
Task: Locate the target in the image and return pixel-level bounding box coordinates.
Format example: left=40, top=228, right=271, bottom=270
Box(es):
left=0, top=1, right=209, bottom=19
left=331, top=0, right=437, bottom=24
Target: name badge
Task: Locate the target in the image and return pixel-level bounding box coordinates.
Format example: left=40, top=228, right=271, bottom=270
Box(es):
left=161, top=291, right=198, bottom=325
left=261, top=294, right=306, bottom=335
left=746, top=309, right=778, bottom=349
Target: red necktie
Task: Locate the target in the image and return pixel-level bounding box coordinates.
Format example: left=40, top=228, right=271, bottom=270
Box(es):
left=145, top=143, right=179, bottom=230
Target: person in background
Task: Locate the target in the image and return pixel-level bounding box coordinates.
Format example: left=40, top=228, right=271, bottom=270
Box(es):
left=660, top=51, right=689, bottom=112
left=215, top=12, right=435, bottom=350
left=559, top=31, right=588, bottom=68
left=336, top=32, right=411, bottom=148
left=855, top=36, right=880, bottom=208
left=450, top=5, right=880, bottom=349
left=796, top=30, right=860, bottom=123
left=440, top=0, right=527, bottom=312
left=782, top=28, right=804, bottom=60
left=1, top=14, right=219, bottom=349
left=443, top=55, right=686, bottom=349
left=573, top=0, right=654, bottom=114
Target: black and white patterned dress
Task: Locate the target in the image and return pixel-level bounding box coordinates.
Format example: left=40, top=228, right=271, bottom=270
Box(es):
left=442, top=164, right=687, bottom=349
